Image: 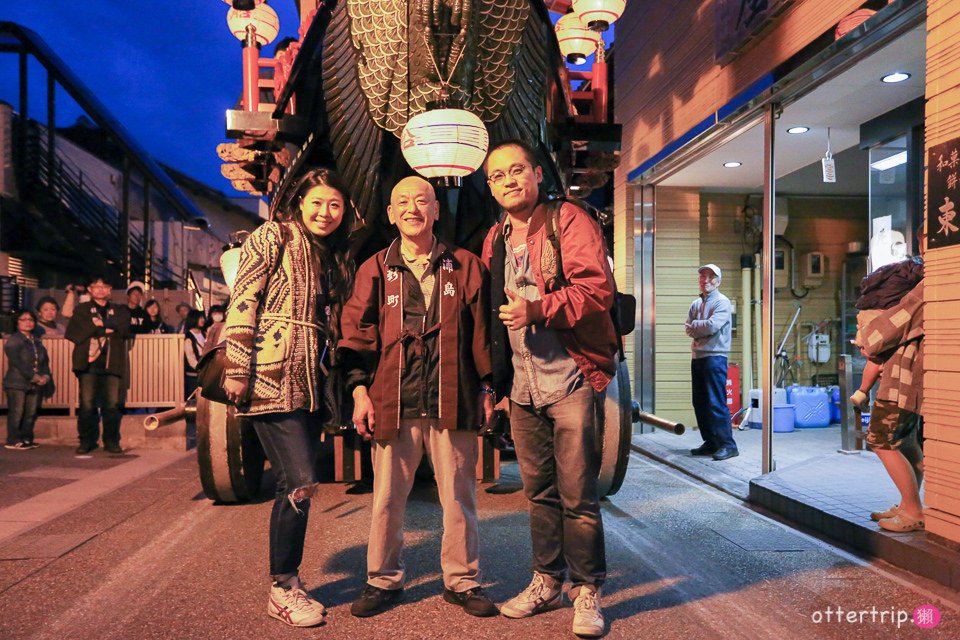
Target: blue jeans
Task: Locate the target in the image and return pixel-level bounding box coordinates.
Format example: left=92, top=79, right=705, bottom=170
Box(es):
left=6, top=388, right=41, bottom=444
left=510, top=384, right=606, bottom=592
left=691, top=356, right=736, bottom=451
left=252, top=410, right=320, bottom=577
left=77, top=373, right=122, bottom=447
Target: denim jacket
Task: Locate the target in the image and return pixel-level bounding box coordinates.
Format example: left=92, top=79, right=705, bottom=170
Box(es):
left=3, top=331, right=51, bottom=391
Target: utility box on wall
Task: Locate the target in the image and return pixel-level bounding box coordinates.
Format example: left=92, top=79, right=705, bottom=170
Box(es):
left=802, top=251, right=826, bottom=287
left=774, top=243, right=789, bottom=289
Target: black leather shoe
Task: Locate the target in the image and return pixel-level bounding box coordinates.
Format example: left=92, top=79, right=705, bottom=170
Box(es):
left=712, top=447, right=739, bottom=461
left=104, top=442, right=124, bottom=454
left=690, top=443, right=717, bottom=456
left=351, top=584, right=403, bottom=618
left=75, top=443, right=98, bottom=455
left=443, top=587, right=499, bottom=617
left=345, top=481, right=373, bottom=495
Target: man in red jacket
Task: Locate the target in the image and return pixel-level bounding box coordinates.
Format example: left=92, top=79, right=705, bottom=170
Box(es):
left=481, top=140, right=618, bottom=638
left=340, top=176, right=497, bottom=619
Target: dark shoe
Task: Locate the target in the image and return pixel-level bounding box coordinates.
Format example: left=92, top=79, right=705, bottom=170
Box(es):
left=443, top=587, right=499, bottom=617
left=351, top=584, right=403, bottom=618
left=75, top=443, right=98, bottom=455
left=25, top=441, right=39, bottom=449
left=4, top=442, right=30, bottom=450
left=712, top=447, right=739, bottom=461
left=690, top=443, right=717, bottom=456
left=345, top=481, right=373, bottom=495
left=104, top=442, right=124, bottom=454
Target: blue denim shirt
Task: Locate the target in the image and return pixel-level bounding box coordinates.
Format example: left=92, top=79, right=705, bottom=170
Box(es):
left=503, top=221, right=582, bottom=408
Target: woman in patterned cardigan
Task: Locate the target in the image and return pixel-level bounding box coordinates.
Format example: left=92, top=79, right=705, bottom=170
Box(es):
left=223, top=168, right=355, bottom=627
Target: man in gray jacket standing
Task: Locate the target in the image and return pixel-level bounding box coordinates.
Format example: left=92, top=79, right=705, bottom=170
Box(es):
left=685, top=264, right=738, bottom=461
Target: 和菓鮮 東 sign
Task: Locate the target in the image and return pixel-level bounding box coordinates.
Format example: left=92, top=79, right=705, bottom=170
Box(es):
left=929, top=137, right=960, bottom=250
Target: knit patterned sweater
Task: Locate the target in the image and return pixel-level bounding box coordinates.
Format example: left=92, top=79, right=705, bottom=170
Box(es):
left=224, top=221, right=326, bottom=416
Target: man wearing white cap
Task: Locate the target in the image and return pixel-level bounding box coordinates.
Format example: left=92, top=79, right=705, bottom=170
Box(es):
left=685, top=264, right=738, bottom=461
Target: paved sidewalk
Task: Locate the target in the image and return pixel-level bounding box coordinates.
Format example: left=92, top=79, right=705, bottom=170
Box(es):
left=631, top=423, right=849, bottom=499
left=0, top=445, right=191, bottom=547
left=630, top=425, right=960, bottom=592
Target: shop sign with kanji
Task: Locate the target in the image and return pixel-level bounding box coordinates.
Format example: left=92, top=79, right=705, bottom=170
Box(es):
left=928, top=137, right=960, bottom=249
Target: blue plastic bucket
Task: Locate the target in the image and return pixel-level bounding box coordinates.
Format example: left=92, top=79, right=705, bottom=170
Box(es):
left=773, top=404, right=796, bottom=433
left=829, top=385, right=841, bottom=423
left=792, top=387, right=831, bottom=428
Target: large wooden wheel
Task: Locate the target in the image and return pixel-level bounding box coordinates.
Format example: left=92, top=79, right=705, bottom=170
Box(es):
left=597, top=358, right=633, bottom=497
left=196, top=396, right=266, bottom=503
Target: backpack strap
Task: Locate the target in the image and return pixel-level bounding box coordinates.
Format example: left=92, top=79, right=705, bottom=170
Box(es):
left=489, top=214, right=512, bottom=399
left=544, top=199, right=569, bottom=288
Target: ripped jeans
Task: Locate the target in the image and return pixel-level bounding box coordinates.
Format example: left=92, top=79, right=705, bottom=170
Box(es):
left=252, top=410, right=320, bottom=577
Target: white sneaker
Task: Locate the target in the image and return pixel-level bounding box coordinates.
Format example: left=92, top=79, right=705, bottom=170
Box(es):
left=572, top=587, right=605, bottom=637
left=500, top=572, right=562, bottom=618
left=268, top=581, right=326, bottom=627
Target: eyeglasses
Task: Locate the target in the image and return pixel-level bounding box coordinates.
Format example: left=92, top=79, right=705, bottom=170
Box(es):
left=486, top=164, right=530, bottom=186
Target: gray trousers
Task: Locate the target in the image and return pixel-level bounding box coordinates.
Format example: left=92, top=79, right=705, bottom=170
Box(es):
left=367, top=423, right=481, bottom=592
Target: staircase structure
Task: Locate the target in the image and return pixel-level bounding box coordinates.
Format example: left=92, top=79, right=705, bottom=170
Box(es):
left=0, top=21, right=208, bottom=289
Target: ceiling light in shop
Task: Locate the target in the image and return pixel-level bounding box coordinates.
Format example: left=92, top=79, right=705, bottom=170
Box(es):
left=723, top=161, right=742, bottom=168
left=881, top=72, right=911, bottom=83
left=869, top=151, right=907, bottom=171
left=787, top=126, right=810, bottom=134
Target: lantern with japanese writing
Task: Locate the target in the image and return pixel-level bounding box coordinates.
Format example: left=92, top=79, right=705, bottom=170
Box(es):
left=226, top=2, right=280, bottom=46
left=400, top=109, right=489, bottom=179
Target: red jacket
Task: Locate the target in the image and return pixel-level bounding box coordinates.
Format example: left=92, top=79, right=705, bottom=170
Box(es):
left=339, top=239, right=491, bottom=440
left=481, top=199, right=618, bottom=395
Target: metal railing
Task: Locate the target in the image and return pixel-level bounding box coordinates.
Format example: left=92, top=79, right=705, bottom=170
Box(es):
left=20, top=122, right=145, bottom=275
left=0, top=335, right=185, bottom=412
left=17, top=120, right=176, bottom=285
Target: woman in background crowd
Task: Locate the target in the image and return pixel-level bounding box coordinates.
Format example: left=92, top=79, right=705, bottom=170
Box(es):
left=4, top=310, right=52, bottom=450
left=182, top=309, right=206, bottom=400
left=34, top=296, right=66, bottom=338
left=142, top=299, right=173, bottom=334
left=206, top=304, right=227, bottom=327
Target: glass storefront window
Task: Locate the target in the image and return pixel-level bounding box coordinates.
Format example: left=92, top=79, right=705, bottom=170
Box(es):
left=868, top=134, right=912, bottom=269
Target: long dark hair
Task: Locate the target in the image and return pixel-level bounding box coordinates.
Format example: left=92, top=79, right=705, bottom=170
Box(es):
left=276, top=167, right=356, bottom=343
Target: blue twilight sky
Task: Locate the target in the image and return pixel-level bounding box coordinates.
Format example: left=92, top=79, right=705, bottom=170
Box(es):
left=0, top=1, right=611, bottom=195
left=0, top=0, right=303, bottom=195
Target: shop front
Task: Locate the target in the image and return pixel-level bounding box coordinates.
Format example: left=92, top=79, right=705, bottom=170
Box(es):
left=614, top=0, right=960, bottom=553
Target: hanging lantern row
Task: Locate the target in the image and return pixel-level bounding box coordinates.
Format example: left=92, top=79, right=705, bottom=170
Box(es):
left=400, top=109, right=490, bottom=179
left=571, top=0, right=626, bottom=32
left=555, top=1, right=625, bottom=65
left=555, top=13, right=602, bottom=65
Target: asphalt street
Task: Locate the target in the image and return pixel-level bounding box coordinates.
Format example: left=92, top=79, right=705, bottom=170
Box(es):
left=0, top=447, right=956, bottom=639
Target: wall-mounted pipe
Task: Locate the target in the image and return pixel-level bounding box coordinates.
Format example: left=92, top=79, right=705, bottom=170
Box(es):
left=740, top=255, right=754, bottom=416
left=754, top=251, right=763, bottom=389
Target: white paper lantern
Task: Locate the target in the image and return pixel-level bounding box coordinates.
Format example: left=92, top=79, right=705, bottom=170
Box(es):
left=555, top=13, right=602, bottom=65
left=227, top=3, right=280, bottom=46
left=221, top=247, right=243, bottom=292
left=572, top=0, right=626, bottom=32
left=400, top=109, right=489, bottom=178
